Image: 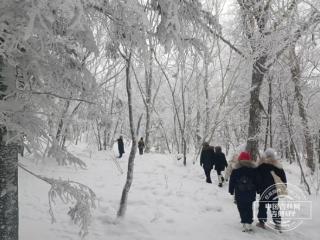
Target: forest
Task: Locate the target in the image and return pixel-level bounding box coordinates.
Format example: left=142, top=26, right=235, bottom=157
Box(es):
left=0, top=0, right=320, bottom=239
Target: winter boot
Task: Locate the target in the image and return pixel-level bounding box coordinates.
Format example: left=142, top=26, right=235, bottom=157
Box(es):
left=256, top=221, right=266, bottom=229
left=275, top=224, right=282, bottom=232
left=221, top=176, right=225, bottom=182
left=242, top=224, right=247, bottom=232
left=218, top=183, right=222, bottom=187
left=245, top=224, right=253, bottom=232
left=206, top=179, right=212, bottom=184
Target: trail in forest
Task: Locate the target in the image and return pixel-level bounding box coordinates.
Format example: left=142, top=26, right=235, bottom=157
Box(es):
left=19, top=144, right=319, bottom=240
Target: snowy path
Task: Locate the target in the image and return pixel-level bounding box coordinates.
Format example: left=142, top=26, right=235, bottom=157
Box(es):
left=19, top=146, right=319, bottom=240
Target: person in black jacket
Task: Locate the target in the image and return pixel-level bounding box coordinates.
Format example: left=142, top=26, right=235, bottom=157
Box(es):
left=138, top=137, right=145, bottom=155
left=229, top=151, right=258, bottom=232
left=214, top=146, right=228, bottom=187
left=200, top=142, right=215, bottom=183
left=256, top=148, right=287, bottom=230
left=117, top=136, right=125, bottom=158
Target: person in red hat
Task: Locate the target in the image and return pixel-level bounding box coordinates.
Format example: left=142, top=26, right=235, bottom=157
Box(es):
left=229, top=151, right=259, bottom=232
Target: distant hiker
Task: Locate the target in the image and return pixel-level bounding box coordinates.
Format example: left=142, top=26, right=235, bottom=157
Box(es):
left=200, top=142, right=215, bottom=183
left=117, top=136, right=125, bottom=158
left=229, top=151, right=258, bottom=232
left=214, top=146, right=228, bottom=187
left=138, top=137, right=145, bottom=155
left=256, top=148, right=287, bottom=230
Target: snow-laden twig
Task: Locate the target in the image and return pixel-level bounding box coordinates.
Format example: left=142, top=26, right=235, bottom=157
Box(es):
left=18, top=163, right=96, bottom=238
left=47, top=144, right=87, bottom=169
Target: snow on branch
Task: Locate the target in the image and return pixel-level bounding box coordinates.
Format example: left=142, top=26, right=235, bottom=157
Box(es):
left=47, top=178, right=96, bottom=237
left=19, top=164, right=96, bottom=238
left=47, top=144, right=87, bottom=169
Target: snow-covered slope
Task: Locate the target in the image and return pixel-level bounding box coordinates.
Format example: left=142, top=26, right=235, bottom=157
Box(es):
left=19, top=144, right=319, bottom=240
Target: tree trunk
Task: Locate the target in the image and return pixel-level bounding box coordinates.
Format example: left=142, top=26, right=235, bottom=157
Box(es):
left=290, top=141, right=296, bottom=163
left=0, top=144, right=19, bottom=240
left=203, top=53, right=210, bottom=137
left=0, top=56, right=19, bottom=240
left=103, top=129, right=107, bottom=150
left=60, top=102, right=82, bottom=148
left=318, top=129, right=320, bottom=165
left=264, top=78, right=273, bottom=150
left=279, top=139, right=284, bottom=158
left=173, top=112, right=180, bottom=153
left=289, top=46, right=315, bottom=172
left=246, top=56, right=267, bottom=160
left=107, top=77, right=118, bottom=147
left=117, top=52, right=137, bottom=218
left=96, top=120, right=102, bottom=151
left=144, top=47, right=153, bottom=153
left=56, top=100, right=70, bottom=144
left=180, top=63, right=187, bottom=166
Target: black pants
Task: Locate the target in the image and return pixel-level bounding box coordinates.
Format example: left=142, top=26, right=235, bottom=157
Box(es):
left=258, top=200, right=281, bottom=224
left=216, top=169, right=224, bottom=182
left=203, top=168, right=212, bottom=183
left=139, top=148, right=143, bottom=155
left=237, top=201, right=254, bottom=224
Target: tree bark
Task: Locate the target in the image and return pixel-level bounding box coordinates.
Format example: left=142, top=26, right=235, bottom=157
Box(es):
left=0, top=56, right=19, bottom=240
left=117, top=51, right=137, bottom=218
left=144, top=47, right=153, bottom=153
left=246, top=56, right=267, bottom=160
left=203, top=53, right=210, bottom=137
left=318, top=129, right=320, bottom=165
left=264, top=78, right=273, bottom=150
left=289, top=46, right=315, bottom=172
left=0, top=144, right=19, bottom=240
left=56, top=100, right=70, bottom=144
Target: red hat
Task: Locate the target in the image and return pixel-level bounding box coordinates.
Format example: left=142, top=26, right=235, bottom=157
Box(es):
left=238, top=151, right=251, bottom=161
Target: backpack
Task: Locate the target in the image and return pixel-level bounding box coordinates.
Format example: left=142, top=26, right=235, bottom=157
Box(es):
left=237, top=175, right=255, bottom=192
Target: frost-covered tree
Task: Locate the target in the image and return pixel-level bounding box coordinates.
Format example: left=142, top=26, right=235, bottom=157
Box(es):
left=235, top=0, right=320, bottom=161
left=0, top=0, right=99, bottom=237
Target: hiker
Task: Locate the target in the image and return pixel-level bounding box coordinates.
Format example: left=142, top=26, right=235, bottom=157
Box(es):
left=256, top=148, right=287, bottom=230
left=117, top=136, right=125, bottom=158
left=214, top=146, right=228, bottom=187
left=229, top=151, right=258, bottom=232
left=200, top=142, right=215, bottom=183
left=138, top=137, right=145, bottom=155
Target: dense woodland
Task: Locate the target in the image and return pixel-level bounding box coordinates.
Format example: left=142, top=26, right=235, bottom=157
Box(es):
left=1, top=0, right=320, bottom=239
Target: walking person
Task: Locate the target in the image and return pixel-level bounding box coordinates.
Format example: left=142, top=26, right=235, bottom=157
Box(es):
left=200, top=142, right=215, bottom=184
left=229, top=151, right=258, bottom=232
left=214, top=146, right=228, bottom=187
left=256, top=148, right=287, bottom=231
left=117, top=136, right=125, bottom=158
left=138, top=137, right=145, bottom=155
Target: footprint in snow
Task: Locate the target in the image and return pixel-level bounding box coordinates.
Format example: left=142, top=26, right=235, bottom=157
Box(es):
left=165, top=218, right=175, bottom=223
left=202, top=205, right=223, bottom=213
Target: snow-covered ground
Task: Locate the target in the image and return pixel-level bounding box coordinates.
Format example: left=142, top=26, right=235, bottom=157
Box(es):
left=19, top=143, right=320, bottom=240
